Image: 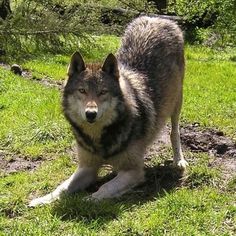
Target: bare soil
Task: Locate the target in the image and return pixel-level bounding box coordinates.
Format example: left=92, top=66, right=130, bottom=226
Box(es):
left=144, top=124, right=236, bottom=159
left=180, top=124, right=236, bottom=183
left=145, top=124, right=236, bottom=179
left=181, top=123, right=236, bottom=157
left=0, top=150, right=42, bottom=175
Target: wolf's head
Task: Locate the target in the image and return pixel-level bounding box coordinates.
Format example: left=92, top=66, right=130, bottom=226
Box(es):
left=63, top=51, right=123, bottom=125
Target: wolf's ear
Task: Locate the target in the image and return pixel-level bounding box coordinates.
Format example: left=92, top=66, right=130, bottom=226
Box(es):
left=102, top=53, right=119, bottom=79
left=68, top=51, right=86, bottom=76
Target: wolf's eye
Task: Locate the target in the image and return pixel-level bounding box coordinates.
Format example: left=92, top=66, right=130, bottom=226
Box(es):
left=78, top=88, right=86, bottom=94
left=100, top=89, right=108, bottom=95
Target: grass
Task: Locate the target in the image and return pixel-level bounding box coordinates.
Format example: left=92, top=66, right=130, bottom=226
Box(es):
left=0, top=36, right=236, bottom=235
left=21, top=35, right=120, bottom=81
left=0, top=69, right=72, bottom=157
left=183, top=46, right=236, bottom=137
left=1, top=156, right=235, bottom=235
left=183, top=61, right=236, bottom=136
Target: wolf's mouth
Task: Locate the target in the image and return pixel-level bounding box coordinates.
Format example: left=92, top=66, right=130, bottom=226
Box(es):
left=86, top=118, right=96, bottom=124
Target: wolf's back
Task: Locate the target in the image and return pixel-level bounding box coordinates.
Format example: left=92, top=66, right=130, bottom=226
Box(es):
left=117, top=16, right=184, bottom=75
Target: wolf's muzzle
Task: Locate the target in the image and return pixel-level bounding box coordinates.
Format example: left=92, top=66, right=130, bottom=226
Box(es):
left=85, top=101, right=98, bottom=123
left=85, top=110, right=97, bottom=123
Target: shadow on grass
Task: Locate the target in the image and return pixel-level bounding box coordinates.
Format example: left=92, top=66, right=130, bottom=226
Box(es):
left=51, top=162, right=185, bottom=224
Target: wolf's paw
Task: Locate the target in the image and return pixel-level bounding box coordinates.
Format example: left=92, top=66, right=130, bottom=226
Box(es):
left=29, top=194, right=57, bottom=207
left=84, top=188, right=112, bottom=202
left=174, top=159, right=188, bottom=170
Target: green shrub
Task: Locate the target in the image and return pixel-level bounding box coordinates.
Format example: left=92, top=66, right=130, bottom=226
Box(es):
left=0, top=0, right=156, bottom=60
left=168, top=0, right=236, bottom=46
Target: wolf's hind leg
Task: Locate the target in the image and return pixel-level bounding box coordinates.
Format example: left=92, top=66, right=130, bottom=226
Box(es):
left=29, top=167, right=97, bottom=207
left=170, top=94, right=188, bottom=169
left=88, top=169, right=145, bottom=201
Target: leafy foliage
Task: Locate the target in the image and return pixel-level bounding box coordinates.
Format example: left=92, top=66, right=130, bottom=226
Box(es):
left=168, top=0, right=236, bottom=46
left=0, top=0, right=155, bottom=59
left=0, top=0, right=235, bottom=59
left=0, top=0, right=111, bottom=58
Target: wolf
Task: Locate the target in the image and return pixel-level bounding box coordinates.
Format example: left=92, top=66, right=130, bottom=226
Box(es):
left=29, top=16, right=188, bottom=206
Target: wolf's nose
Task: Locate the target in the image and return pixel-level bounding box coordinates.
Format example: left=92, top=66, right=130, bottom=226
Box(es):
left=85, top=110, right=97, bottom=123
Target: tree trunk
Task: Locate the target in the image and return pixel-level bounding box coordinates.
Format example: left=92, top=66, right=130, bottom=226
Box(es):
left=0, top=0, right=11, bottom=20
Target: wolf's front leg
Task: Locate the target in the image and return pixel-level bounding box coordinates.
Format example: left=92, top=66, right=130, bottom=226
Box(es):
left=89, top=169, right=145, bottom=201
left=29, top=167, right=97, bottom=207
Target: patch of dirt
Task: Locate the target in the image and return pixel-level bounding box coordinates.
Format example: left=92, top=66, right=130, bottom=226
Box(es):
left=144, top=124, right=236, bottom=159
left=209, top=157, right=236, bottom=183
left=0, top=150, right=43, bottom=175
left=0, top=62, right=63, bottom=89
left=181, top=123, right=236, bottom=158
left=143, top=123, right=236, bottom=181
left=144, top=124, right=236, bottom=158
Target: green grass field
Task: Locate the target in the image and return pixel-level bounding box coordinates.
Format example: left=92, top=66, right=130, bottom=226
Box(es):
left=0, top=36, right=235, bottom=235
